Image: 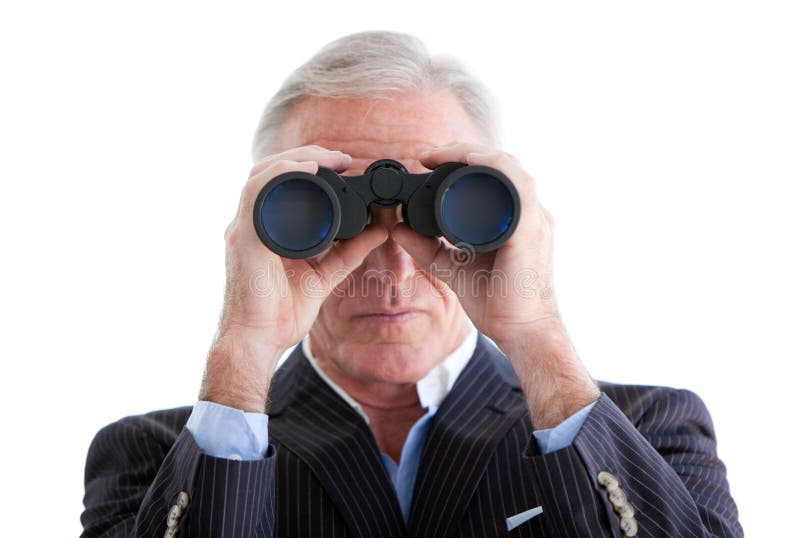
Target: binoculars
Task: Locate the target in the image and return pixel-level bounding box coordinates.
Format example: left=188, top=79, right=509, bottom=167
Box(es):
left=253, top=159, right=520, bottom=259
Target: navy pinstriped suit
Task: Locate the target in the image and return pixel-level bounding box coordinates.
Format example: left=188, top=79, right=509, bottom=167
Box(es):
left=82, top=334, right=742, bottom=537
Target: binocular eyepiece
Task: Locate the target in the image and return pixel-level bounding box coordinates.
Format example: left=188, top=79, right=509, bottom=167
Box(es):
left=253, top=159, right=520, bottom=259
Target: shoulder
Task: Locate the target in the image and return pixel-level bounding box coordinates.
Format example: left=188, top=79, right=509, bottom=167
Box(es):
left=477, top=335, right=711, bottom=425
left=89, top=405, right=193, bottom=456
left=477, top=336, right=714, bottom=434
left=598, top=381, right=715, bottom=437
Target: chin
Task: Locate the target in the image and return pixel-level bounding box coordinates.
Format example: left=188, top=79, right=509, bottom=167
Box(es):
left=346, top=341, right=436, bottom=384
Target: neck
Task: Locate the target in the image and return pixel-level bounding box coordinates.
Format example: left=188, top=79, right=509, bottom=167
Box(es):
left=309, top=319, right=471, bottom=460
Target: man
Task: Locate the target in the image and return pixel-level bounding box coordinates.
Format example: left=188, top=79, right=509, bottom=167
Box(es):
left=82, top=31, right=742, bottom=537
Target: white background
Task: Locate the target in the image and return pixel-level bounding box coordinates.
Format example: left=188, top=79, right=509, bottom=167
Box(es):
left=1, top=1, right=797, bottom=535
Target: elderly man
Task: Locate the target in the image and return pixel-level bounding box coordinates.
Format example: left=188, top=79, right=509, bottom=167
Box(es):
left=81, top=32, right=741, bottom=537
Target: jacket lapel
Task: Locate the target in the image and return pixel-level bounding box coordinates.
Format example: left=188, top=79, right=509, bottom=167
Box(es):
left=268, top=346, right=406, bottom=538
left=407, top=335, right=529, bottom=538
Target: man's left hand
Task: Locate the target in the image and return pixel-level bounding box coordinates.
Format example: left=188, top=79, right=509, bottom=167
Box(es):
left=391, top=142, right=600, bottom=428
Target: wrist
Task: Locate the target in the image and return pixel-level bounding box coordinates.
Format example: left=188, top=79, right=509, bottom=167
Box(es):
left=495, top=319, right=600, bottom=430
left=199, top=328, right=285, bottom=413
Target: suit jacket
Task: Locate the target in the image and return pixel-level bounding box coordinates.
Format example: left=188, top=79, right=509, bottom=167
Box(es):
left=81, top=334, right=742, bottom=537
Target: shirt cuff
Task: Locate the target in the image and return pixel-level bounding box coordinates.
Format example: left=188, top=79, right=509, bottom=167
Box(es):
left=531, top=401, right=596, bottom=454
left=185, top=400, right=269, bottom=460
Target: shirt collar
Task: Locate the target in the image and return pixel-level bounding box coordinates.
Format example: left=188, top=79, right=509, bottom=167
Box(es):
left=301, top=323, right=478, bottom=424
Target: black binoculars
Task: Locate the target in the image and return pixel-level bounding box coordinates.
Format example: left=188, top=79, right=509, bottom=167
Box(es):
left=253, top=159, right=520, bottom=259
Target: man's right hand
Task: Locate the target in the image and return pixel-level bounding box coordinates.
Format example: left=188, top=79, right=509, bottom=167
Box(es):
left=199, top=146, right=388, bottom=412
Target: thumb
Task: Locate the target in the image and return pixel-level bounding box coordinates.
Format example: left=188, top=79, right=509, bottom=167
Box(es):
left=312, top=223, right=389, bottom=292
left=390, top=223, right=458, bottom=287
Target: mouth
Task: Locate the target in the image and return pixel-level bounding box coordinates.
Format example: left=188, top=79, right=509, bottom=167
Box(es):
left=354, top=309, right=423, bottom=324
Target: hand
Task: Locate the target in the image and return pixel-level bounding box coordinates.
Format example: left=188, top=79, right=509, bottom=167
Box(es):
left=391, top=142, right=599, bottom=427
left=200, top=146, right=388, bottom=411
left=391, top=142, right=560, bottom=346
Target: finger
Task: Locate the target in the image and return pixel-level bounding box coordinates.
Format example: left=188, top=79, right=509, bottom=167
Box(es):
left=419, top=142, right=492, bottom=169
left=250, top=146, right=352, bottom=177
left=464, top=151, right=535, bottom=196
left=237, top=159, right=319, bottom=228
left=310, top=223, right=390, bottom=294
left=390, top=223, right=460, bottom=287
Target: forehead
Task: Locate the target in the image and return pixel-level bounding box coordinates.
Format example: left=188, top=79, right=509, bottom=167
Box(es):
left=275, top=92, right=483, bottom=166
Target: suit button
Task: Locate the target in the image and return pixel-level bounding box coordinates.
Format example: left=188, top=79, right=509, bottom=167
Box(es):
left=607, top=486, right=628, bottom=508
left=167, top=504, right=182, bottom=528
left=620, top=516, right=638, bottom=536
left=177, top=491, right=190, bottom=511
left=597, top=471, right=619, bottom=489
left=616, top=501, right=635, bottom=518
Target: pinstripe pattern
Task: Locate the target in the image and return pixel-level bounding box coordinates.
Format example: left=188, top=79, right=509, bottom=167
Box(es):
left=82, top=334, right=742, bottom=537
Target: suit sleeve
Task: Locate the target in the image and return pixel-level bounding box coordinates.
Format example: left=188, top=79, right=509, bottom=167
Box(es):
left=522, top=389, right=742, bottom=537
left=81, top=417, right=277, bottom=537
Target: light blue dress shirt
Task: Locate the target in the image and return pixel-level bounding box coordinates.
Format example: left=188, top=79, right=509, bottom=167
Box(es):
left=186, top=330, right=595, bottom=523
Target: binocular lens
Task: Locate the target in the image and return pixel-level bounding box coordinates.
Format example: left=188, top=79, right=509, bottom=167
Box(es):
left=259, top=179, right=334, bottom=252
left=440, top=173, right=515, bottom=246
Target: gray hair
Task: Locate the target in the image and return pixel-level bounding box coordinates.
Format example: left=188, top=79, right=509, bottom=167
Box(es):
left=251, top=31, right=499, bottom=162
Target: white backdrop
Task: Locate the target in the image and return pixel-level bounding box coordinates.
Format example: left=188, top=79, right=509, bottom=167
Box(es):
left=1, top=1, right=797, bottom=535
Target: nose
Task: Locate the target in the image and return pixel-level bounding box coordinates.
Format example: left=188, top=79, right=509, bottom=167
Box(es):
left=361, top=204, right=418, bottom=293
left=369, top=203, right=402, bottom=229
